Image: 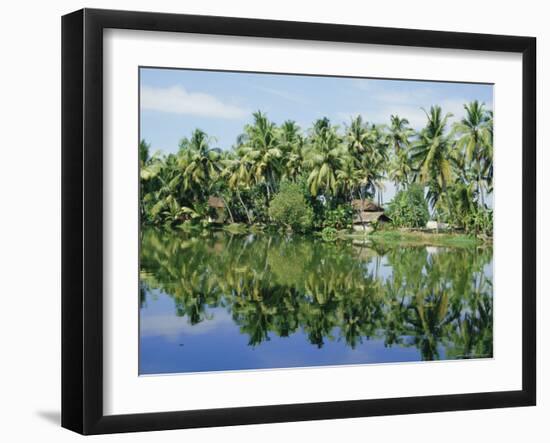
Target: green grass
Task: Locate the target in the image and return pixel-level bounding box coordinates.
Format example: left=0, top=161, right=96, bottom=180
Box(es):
left=198, top=223, right=491, bottom=249
left=346, top=228, right=491, bottom=248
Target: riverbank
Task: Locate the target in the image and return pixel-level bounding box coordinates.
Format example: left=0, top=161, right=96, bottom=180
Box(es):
left=199, top=222, right=491, bottom=248
left=171, top=223, right=493, bottom=248
left=345, top=229, right=491, bottom=248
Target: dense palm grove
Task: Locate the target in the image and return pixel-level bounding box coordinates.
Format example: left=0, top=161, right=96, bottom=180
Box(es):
left=140, top=101, right=493, bottom=236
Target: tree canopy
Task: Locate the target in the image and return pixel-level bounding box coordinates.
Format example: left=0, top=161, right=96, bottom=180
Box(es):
left=140, top=103, right=493, bottom=236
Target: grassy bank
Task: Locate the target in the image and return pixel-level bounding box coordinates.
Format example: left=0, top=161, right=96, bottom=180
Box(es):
left=346, top=229, right=491, bottom=248
left=178, top=221, right=491, bottom=249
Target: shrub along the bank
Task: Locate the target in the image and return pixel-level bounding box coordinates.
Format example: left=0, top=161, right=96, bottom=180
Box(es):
left=386, top=184, right=430, bottom=228
left=268, top=182, right=314, bottom=233
left=321, top=204, right=354, bottom=230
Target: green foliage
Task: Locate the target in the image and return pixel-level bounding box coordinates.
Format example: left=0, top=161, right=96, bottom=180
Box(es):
left=320, top=226, right=338, bottom=242
left=249, top=187, right=270, bottom=223
left=268, top=182, right=313, bottom=233
left=411, top=106, right=454, bottom=208
left=322, top=204, right=354, bottom=230
left=139, top=104, right=493, bottom=238
left=366, top=230, right=483, bottom=248
left=463, top=207, right=493, bottom=236
left=305, top=118, right=346, bottom=196
left=237, top=111, right=282, bottom=200
left=387, top=185, right=430, bottom=228
left=434, top=182, right=493, bottom=236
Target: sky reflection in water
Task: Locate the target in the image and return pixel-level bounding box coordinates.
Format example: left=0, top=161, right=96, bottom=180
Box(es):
left=139, top=230, right=493, bottom=375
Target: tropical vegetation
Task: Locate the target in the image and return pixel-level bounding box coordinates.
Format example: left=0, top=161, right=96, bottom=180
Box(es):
left=140, top=102, right=493, bottom=237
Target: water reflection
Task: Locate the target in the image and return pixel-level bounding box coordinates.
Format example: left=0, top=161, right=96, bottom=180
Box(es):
left=139, top=229, right=493, bottom=374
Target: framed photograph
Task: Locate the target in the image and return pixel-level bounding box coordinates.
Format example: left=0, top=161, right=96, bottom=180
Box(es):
left=62, top=8, right=536, bottom=435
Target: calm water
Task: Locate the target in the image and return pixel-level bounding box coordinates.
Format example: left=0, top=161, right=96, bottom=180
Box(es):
left=139, top=229, right=493, bottom=375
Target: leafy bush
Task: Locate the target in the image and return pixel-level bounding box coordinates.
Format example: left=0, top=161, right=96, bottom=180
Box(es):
left=249, top=186, right=269, bottom=223
left=323, top=204, right=354, bottom=230
left=436, top=183, right=493, bottom=236
left=386, top=185, right=429, bottom=228
left=463, top=207, right=493, bottom=236
left=320, top=226, right=338, bottom=242
left=268, top=182, right=313, bottom=233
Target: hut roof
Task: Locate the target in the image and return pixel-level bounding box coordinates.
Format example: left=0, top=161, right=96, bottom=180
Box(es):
left=353, top=211, right=391, bottom=224
left=351, top=199, right=383, bottom=212
left=207, top=196, right=225, bottom=208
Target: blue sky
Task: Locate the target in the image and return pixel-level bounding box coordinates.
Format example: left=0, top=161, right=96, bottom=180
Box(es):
left=139, top=67, right=493, bottom=156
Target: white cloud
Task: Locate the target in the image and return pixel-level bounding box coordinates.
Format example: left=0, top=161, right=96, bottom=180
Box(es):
left=141, top=85, right=248, bottom=119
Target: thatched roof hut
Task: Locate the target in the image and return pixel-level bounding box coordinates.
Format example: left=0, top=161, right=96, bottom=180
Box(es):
left=351, top=199, right=383, bottom=212
left=351, top=199, right=390, bottom=226
left=353, top=211, right=391, bottom=224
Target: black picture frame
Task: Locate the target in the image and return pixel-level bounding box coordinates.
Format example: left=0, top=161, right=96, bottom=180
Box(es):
left=62, top=8, right=536, bottom=435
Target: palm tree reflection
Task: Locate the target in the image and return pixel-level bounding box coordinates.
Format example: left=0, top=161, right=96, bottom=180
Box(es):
left=140, top=230, right=493, bottom=361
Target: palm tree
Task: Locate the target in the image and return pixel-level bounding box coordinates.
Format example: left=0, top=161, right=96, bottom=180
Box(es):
left=453, top=101, right=492, bottom=206
left=238, top=111, right=282, bottom=201
left=305, top=118, right=348, bottom=197
left=278, top=120, right=301, bottom=156
left=139, top=139, right=163, bottom=221
left=178, top=129, right=222, bottom=197
left=388, top=115, right=414, bottom=156
left=139, top=139, right=150, bottom=168
left=336, top=157, right=361, bottom=201
left=367, top=124, right=389, bottom=205
left=144, top=153, right=187, bottom=225
left=285, top=134, right=306, bottom=182
left=387, top=115, right=414, bottom=190
left=346, top=115, right=370, bottom=157
left=139, top=139, right=163, bottom=181
left=345, top=117, right=389, bottom=204
left=411, top=106, right=454, bottom=210
left=389, top=151, right=412, bottom=192
left=222, top=156, right=253, bottom=224
left=484, top=110, right=494, bottom=195
left=278, top=121, right=305, bottom=182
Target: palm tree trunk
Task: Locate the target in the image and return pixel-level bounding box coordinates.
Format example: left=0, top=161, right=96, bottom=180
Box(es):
left=237, top=189, right=252, bottom=224
left=359, top=191, right=366, bottom=231
left=478, top=174, right=485, bottom=207
left=441, top=174, right=451, bottom=225
left=222, top=198, right=234, bottom=224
